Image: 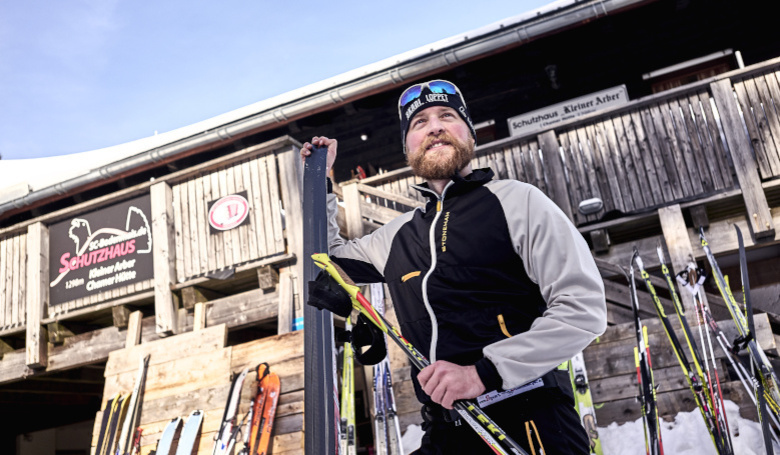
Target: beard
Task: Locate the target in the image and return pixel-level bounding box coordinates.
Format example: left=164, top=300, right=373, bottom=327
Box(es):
left=407, top=133, right=475, bottom=180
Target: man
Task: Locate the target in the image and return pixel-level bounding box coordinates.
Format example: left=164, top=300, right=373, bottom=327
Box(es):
left=302, top=80, right=606, bottom=454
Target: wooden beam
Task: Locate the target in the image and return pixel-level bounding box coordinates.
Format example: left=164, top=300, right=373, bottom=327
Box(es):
left=689, top=205, right=709, bottom=230
left=0, top=339, right=12, bottom=359
left=26, top=222, right=48, bottom=369
left=658, top=205, right=701, bottom=317
left=46, top=322, right=74, bottom=346
left=181, top=286, right=210, bottom=310
left=710, top=79, right=775, bottom=239
left=538, top=130, right=574, bottom=221
left=112, top=305, right=131, bottom=329
left=257, top=265, right=279, bottom=291
left=151, top=182, right=179, bottom=336
left=590, top=229, right=610, bottom=254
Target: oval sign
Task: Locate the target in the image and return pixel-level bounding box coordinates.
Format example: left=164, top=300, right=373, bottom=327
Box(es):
left=208, top=194, right=250, bottom=231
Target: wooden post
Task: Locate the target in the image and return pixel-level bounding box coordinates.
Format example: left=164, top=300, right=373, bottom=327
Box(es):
left=125, top=310, right=142, bottom=348
left=151, top=182, right=179, bottom=336
left=658, top=205, right=703, bottom=318
left=538, top=130, right=574, bottom=221
left=342, top=182, right=364, bottom=238
left=26, top=222, right=48, bottom=369
left=710, top=79, right=775, bottom=239
left=277, top=146, right=304, bottom=335
left=193, top=302, right=207, bottom=331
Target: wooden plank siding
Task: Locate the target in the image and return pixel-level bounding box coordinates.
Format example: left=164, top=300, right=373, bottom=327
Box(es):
left=732, top=70, right=780, bottom=179
left=173, top=153, right=286, bottom=283
left=0, top=232, right=27, bottom=331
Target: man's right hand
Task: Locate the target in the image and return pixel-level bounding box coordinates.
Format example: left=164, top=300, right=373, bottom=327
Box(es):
left=301, top=136, right=338, bottom=176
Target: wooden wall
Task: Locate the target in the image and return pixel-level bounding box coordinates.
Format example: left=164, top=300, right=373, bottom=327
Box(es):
left=172, top=153, right=285, bottom=283
left=0, top=231, right=27, bottom=332
left=95, top=324, right=303, bottom=455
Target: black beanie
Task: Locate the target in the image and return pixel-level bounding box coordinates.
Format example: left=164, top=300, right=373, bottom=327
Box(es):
left=397, top=79, right=476, bottom=153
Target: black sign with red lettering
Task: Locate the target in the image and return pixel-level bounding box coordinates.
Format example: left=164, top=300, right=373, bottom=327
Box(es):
left=48, top=194, right=154, bottom=306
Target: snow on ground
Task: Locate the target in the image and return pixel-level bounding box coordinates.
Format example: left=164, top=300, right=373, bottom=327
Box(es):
left=400, top=400, right=778, bottom=454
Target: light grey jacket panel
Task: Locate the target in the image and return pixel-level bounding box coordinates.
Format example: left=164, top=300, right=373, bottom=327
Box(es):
left=483, top=179, right=607, bottom=390
left=326, top=193, right=416, bottom=279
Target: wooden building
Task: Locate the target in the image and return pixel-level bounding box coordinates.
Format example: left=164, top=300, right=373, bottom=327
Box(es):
left=2, top=0, right=780, bottom=452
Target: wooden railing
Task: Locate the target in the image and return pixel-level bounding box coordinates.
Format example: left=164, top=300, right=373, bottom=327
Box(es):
left=356, top=56, right=780, bottom=238
left=0, top=231, right=27, bottom=332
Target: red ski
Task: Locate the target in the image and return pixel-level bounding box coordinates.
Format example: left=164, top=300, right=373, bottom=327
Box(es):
left=248, top=363, right=281, bottom=455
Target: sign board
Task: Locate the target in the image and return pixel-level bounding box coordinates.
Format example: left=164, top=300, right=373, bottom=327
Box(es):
left=207, top=191, right=251, bottom=234
left=48, top=194, right=154, bottom=306
left=507, top=85, right=629, bottom=137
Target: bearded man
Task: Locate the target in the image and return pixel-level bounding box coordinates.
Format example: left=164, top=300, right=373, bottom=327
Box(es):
left=301, top=80, right=606, bottom=454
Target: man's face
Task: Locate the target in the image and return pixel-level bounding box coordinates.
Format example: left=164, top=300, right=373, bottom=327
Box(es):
left=405, top=105, right=475, bottom=180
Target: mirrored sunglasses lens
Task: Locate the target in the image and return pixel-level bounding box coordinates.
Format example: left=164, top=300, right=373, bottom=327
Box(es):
left=399, top=85, right=422, bottom=106
left=428, top=81, right=457, bottom=95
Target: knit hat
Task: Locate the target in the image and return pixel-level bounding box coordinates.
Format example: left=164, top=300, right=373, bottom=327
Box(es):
left=397, top=79, right=476, bottom=153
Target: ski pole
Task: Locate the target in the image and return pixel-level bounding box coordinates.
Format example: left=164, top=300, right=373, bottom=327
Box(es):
left=312, top=253, right=529, bottom=455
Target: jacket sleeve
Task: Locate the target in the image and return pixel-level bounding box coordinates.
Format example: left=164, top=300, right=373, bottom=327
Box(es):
left=481, top=181, right=607, bottom=390
left=325, top=192, right=414, bottom=285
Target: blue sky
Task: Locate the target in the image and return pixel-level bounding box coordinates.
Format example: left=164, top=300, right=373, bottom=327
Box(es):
left=0, top=0, right=552, bottom=160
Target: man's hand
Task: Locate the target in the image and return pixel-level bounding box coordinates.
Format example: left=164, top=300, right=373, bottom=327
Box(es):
left=417, top=360, right=486, bottom=410
left=301, top=136, right=338, bottom=176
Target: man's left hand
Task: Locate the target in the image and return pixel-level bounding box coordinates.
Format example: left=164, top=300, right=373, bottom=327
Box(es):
left=417, top=360, right=486, bottom=410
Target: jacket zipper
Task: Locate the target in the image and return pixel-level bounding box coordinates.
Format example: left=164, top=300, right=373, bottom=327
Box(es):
left=412, top=182, right=453, bottom=362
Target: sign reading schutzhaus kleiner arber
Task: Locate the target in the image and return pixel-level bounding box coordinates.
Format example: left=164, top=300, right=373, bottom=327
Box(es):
left=48, top=194, right=154, bottom=306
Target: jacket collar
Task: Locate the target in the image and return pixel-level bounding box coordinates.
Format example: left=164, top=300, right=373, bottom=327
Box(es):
left=412, top=167, right=494, bottom=201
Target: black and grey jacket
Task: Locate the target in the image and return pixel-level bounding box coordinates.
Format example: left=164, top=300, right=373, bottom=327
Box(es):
left=327, top=168, right=606, bottom=402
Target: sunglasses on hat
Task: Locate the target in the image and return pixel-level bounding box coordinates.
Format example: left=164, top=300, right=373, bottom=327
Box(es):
left=398, top=80, right=462, bottom=108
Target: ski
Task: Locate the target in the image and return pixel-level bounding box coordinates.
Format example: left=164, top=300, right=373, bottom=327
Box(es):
left=116, top=354, right=150, bottom=455
left=302, top=145, right=339, bottom=455
left=213, top=366, right=249, bottom=455
left=635, top=250, right=730, bottom=454
left=175, top=410, right=204, bottom=455
left=248, top=362, right=281, bottom=455
left=156, top=417, right=183, bottom=455
left=373, top=355, right=389, bottom=455
left=569, top=351, right=603, bottom=455
left=313, top=253, right=529, bottom=455
left=105, top=393, right=130, bottom=455
left=628, top=252, right=663, bottom=455
left=95, top=393, right=123, bottom=455
left=382, top=360, right=404, bottom=455
left=737, top=225, right=774, bottom=454
left=340, top=318, right=357, bottom=455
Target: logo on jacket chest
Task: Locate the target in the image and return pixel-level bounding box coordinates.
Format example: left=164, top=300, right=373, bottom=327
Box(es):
left=440, top=211, right=450, bottom=252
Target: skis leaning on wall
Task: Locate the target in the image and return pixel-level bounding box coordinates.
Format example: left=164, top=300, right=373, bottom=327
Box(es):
left=116, top=354, right=151, bottom=455
left=569, top=351, right=603, bottom=455
left=628, top=253, right=663, bottom=455
left=302, top=145, right=339, bottom=455
left=155, top=417, right=183, bottom=455
left=369, top=283, right=403, bottom=455
left=248, top=362, right=281, bottom=455
left=213, top=367, right=249, bottom=455
left=175, top=410, right=204, bottom=455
